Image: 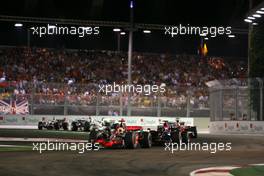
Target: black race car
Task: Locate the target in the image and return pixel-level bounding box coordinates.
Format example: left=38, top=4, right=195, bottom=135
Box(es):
left=38, top=118, right=69, bottom=130
left=71, top=119, right=91, bottom=131
left=150, top=120, right=197, bottom=145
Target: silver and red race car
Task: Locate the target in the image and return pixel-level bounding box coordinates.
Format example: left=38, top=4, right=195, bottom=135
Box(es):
left=38, top=117, right=69, bottom=130
left=89, top=118, right=152, bottom=149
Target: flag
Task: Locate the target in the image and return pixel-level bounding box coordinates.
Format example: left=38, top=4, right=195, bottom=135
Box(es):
left=0, top=99, right=29, bottom=115
left=201, top=43, right=208, bottom=56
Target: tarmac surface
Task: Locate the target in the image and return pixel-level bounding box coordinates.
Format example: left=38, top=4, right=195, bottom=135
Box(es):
left=0, top=134, right=264, bottom=176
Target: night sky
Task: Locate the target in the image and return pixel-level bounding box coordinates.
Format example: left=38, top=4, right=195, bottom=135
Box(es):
left=0, top=0, right=263, bottom=58
left=0, top=0, right=255, bottom=25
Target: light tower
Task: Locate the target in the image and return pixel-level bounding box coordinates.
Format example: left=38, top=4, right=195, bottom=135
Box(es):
left=127, top=0, right=134, bottom=116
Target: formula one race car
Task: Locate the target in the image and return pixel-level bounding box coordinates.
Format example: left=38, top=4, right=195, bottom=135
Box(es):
left=71, top=119, right=91, bottom=131
left=38, top=118, right=69, bottom=130
left=89, top=119, right=152, bottom=149
left=150, top=120, right=197, bottom=145
left=71, top=117, right=102, bottom=132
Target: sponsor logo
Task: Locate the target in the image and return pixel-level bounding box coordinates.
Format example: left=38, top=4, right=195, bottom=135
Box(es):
left=5, top=117, right=18, bottom=123
left=240, top=125, right=249, bottom=131
left=254, top=126, right=263, bottom=131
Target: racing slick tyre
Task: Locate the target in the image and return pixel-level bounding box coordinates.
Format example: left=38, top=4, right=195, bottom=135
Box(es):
left=140, top=132, right=152, bottom=148
left=84, top=121, right=91, bottom=132
left=54, top=122, right=60, bottom=130
left=62, top=122, right=69, bottom=131
left=163, top=132, right=171, bottom=143
left=71, top=122, right=78, bottom=131
left=189, top=127, right=198, bottom=138
left=150, top=131, right=161, bottom=145
left=89, top=129, right=100, bottom=149
left=38, top=122, right=43, bottom=130
left=171, top=131, right=180, bottom=144
left=181, top=131, right=189, bottom=144
left=47, top=125, right=53, bottom=130
left=124, top=132, right=138, bottom=149
left=171, top=131, right=181, bottom=144
left=89, top=129, right=98, bottom=141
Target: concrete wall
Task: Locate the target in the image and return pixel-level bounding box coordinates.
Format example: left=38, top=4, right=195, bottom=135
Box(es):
left=0, top=115, right=210, bottom=131
left=209, top=121, right=264, bottom=134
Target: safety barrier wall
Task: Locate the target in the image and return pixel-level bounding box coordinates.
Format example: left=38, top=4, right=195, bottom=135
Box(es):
left=209, top=121, right=264, bottom=134
left=0, top=115, right=209, bottom=131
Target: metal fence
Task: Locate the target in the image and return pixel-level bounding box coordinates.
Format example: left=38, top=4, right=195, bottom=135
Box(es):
left=0, top=82, right=210, bottom=117
left=209, top=78, right=264, bottom=121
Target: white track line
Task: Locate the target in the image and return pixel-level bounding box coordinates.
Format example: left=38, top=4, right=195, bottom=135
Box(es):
left=198, top=130, right=210, bottom=134
left=190, top=166, right=239, bottom=176
left=249, top=164, right=264, bottom=166
left=0, top=125, right=37, bottom=129
left=190, top=164, right=264, bottom=176
left=0, top=137, right=88, bottom=143
left=0, top=145, right=30, bottom=147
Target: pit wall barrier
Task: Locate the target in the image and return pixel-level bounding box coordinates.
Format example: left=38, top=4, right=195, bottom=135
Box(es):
left=0, top=115, right=209, bottom=131
left=209, top=121, right=264, bottom=134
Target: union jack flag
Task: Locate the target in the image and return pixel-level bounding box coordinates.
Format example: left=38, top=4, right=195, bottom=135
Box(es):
left=0, top=99, right=29, bottom=115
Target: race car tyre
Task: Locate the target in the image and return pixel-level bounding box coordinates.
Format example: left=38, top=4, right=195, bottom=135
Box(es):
left=54, top=122, right=60, bottom=130
left=84, top=121, right=91, bottom=132
left=124, top=132, right=137, bottom=149
left=89, top=129, right=101, bottom=149
left=62, top=122, right=69, bottom=131
left=189, top=126, right=198, bottom=138
left=140, top=132, right=152, bottom=148
left=38, top=122, right=43, bottom=130
left=71, top=122, right=78, bottom=131
left=181, top=131, right=189, bottom=144
left=89, top=129, right=99, bottom=141
left=47, top=126, right=53, bottom=130
left=150, top=131, right=160, bottom=144
left=171, top=131, right=180, bottom=144
left=163, top=132, right=171, bottom=142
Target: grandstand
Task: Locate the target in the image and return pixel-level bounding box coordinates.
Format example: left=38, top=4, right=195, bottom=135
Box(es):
left=0, top=46, right=247, bottom=117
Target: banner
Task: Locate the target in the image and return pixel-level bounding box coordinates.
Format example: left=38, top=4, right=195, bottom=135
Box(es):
left=0, top=99, right=29, bottom=115
left=209, top=121, right=264, bottom=134
left=0, top=115, right=194, bottom=129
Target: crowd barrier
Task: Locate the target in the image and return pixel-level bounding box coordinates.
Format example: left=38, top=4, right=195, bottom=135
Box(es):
left=0, top=115, right=196, bottom=130
left=209, top=121, right=264, bottom=134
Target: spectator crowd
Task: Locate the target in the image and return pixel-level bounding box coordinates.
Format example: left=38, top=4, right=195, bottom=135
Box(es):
left=0, top=47, right=247, bottom=109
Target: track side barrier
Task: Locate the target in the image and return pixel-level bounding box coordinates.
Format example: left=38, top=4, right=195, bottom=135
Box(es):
left=209, top=121, right=264, bottom=134
left=0, top=115, right=195, bottom=130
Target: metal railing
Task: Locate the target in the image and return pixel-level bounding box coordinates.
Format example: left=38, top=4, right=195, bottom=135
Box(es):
left=209, top=78, right=264, bottom=121
left=0, top=82, right=210, bottom=117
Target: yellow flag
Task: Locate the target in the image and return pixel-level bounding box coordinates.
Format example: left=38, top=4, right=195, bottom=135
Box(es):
left=202, top=43, right=208, bottom=56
